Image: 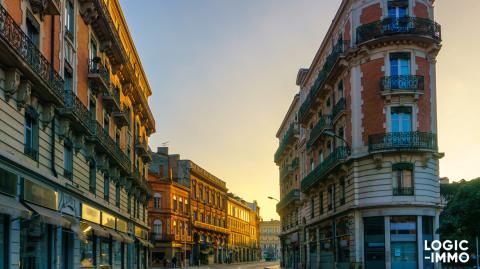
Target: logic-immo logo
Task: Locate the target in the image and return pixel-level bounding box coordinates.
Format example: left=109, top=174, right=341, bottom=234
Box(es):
left=425, top=240, right=470, bottom=263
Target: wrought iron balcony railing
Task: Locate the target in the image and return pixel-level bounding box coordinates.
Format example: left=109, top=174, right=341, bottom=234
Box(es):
left=356, top=17, right=441, bottom=45
left=368, top=132, right=438, bottom=153
left=88, top=59, right=111, bottom=93
left=274, top=123, right=299, bottom=163
left=332, top=97, right=346, bottom=120
left=60, top=90, right=91, bottom=133
left=276, top=189, right=300, bottom=213
left=135, top=137, right=148, bottom=156
left=103, top=87, right=121, bottom=113
left=0, top=4, right=64, bottom=104
left=380, top=75, right=425, bottom=92
left=298, top=41, right=350, bottom=123
left=393, top=187, right=414, bottom=196
left=301, top=146, right=349, bottom=192
left=29, top=0, right=60, bottom=15
left=307, top=115, right=332, bottom=149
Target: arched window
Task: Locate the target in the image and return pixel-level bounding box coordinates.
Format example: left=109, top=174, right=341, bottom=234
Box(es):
left=154, top=193, right=161, bottom=209
left=153, top=219, right=162, bottom=236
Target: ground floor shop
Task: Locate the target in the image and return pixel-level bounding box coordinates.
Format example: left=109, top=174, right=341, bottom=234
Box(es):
left=282, top=208, right=441, bottom=269
left=150, top=243, right=192, bottom=267
left=0, top=161, right=151, bottom=269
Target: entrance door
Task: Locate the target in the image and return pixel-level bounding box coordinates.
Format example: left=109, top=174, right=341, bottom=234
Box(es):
left=62, top=229, right=73, bottom=269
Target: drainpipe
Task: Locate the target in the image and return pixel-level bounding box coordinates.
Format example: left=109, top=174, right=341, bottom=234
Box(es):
left=50, top=14, right=57, bottom=177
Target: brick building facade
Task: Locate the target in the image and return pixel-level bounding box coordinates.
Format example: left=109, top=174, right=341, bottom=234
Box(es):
left=275, top=1, right=442, bottom=269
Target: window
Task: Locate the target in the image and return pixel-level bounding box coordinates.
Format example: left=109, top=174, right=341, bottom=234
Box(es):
left=319, top=191, right=324, bottom=215
left=328, top=185, right=335, bottom=211
left=184, top=199, right=188, bottom=213
left=99, top=238, right=111, bottom=267
left=173, top=221, right=177, bottom=235
left=200, top=213, right=204, bottom=222
left=217, top=194, right=220, bottom=207
left=64, top=140, right=73, bottom=180
left=390, top=106, right=412, bottom=133
left=194, top=211, right=197, bottom=221
left=364, top=217, right=386, bottom=269
left=206, top=215, right=210, bottom=224
left=206, top=190, right=210, bottom=203
left=104, top=174, right=110, bottom=202
left=126, top=131, right=132, bottom=160
left=127, top=194, right=131, bottom=214
left=192, top=184, right=196, bottom=198
left=390, top=216, right=417, bottom=269
left=26, top=12, right=40, bottom=47
left=89, top=161, right=96, bottom=194
left=65, top=69, right=73, bottom=93
left=337, top=80, right=344, bottom=98
left=199, top=187, right=204, bottom=201
left=310, top=197, right=315, bottom=219
left=153, top=220, right=162, bottom=237
left=388, top=0, right=408, bottom=18
left=20, top=221, right=52, bottom=269
left=65, top=0, right=75, bottom=39
left=24, top=108, right=39, bottom=161
left=310, top=158, right=314, bottom=172
left=115, top=128, right=121, bottom=148
left=393, top=163, right=414, bottom=196
left=318, top=150, right=324, bottom=163
left=179, top=197, right=184, bottom=212
left=173, top=196, right=177, bottom=211
left=115, top=184, right=120, bottom=207
left=154, top=193, right=161, bottom=209
left=104, top=111, right=110, bottom=136
left=390, top=52, right=410, bottom=76
left=338, top=127, right=345, bottom=147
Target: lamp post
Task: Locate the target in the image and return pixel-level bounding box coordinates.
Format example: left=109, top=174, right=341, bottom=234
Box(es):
left=268, top=196, right=279, bottom=202
left=323, top=130, right=351, bottom=154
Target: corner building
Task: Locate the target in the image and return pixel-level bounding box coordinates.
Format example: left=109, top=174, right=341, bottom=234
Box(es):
left=275, top=1, right=442, bottom=269
left=0, top=0, right=155, bottom=268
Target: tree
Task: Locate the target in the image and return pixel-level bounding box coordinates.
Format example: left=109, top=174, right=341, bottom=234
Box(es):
left=439, top=178, right=480, bottom=241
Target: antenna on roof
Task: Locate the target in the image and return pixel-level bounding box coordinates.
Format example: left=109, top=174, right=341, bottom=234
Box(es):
left=162, top=141, right=169, bottom=146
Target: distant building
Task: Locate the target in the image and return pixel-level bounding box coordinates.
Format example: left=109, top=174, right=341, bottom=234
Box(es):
left=226, top=194, right=261, bottom=263
left=148, top=147, right=192, bottom=267
left=260, top=219, right=281, bottom=261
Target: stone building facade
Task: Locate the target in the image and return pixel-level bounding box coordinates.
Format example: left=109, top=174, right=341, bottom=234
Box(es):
left=275, top=1, right=442, bottom=269
left=259, top=219, right=281, bottom=261
left=0, top=0, right=155, bottom=268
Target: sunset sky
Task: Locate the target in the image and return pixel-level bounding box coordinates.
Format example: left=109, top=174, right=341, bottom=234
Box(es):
left=120, top=0, right=480, bottom=221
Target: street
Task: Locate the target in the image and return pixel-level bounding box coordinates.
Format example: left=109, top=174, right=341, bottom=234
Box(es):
left=150, top=261, right=280, bottom=269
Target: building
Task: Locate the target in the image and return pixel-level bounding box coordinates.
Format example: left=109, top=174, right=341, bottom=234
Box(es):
left=148, top=147, right=192, bottom=267
left=182, top=160, right=229, bottom=265
left=275, top=1, right=442, bottom=268
left=0, top=0, right=155, bottom=268
left=260, top=219, right=281, bottom=261
left=226, top=194, right=261, bottom=263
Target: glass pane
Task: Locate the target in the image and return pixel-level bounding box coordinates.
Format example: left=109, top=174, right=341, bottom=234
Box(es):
left=100, top=240, right=111, bottom=266
left=402, top=170, right=413, bottom=187
left=21, top=221, right=49, bottom=269
left=364, top=217, right=385, bottom=269
left=80, top=238, right=94, bottom=267
left=391, top=113, right=400, bottom=132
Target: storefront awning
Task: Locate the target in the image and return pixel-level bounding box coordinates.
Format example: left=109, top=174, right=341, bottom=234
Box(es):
left=27, top=203, right=71, bottom=228
left=81, top=221, right=109, bottom=238
left=0, top=194, right=31, bottom=219
left=105, top=228, right=124, bottom=242
left=120, top=233, right=135, bottom=244
left=137, top=237, right=154, bottom=248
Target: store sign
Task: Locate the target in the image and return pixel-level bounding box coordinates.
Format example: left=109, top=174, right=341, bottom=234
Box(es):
left=117, top=219, right=127, bottom=233
left=0, top=168, right=17, bottom=196
left=23, top=179, right=57, bottom=210
left=135, top=226, right=142, bottom=238
left=102, top=212, right=116, bottom=229
left=82, top=204, right=100, bottom=224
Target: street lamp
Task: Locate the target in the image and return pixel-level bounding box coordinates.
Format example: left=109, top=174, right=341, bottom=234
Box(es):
left=267, top=196, right=279, bottom=202
left=323, top=130, right=351, bottom=154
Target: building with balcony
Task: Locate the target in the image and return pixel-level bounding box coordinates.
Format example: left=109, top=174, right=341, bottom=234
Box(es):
left=260, top=219, right=281, bottom=262
left=148, top=147, right=192, bottom=267
left=226, top=194, right=261, bottom=263
left=275, top=1, right=442, bottom=269
left=180, top=160, right=229, bottom=265
left=0, top=0, right=155, bottom=268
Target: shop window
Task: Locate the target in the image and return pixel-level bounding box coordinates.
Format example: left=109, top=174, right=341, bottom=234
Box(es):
left=390, top=216, right=417, bottom=269
left=24, top=107, right=39, bottom=161
left=99, top=238, right=112, bottom=267
left=423, top=216, right=434, bottom=269
left=392, top=163, right=414, bottom=196
left=64, top=140, right=73, bottom=180
left=364, top=217, right=386, bottom=269
left=20, top=221, right=52, bottom=269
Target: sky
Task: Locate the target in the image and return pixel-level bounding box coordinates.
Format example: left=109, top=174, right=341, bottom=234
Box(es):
left=119, top=0, right=480, bottom=221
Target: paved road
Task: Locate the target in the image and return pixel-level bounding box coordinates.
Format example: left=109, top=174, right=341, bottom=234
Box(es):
left=151, top=261, right=280, bottom=269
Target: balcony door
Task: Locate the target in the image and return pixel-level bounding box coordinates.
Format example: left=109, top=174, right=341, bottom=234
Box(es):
left=390, top=106, right=413, bottom=147
left=388, top=0, right=408, bottom=19
left=386, top=1, right=410, bottom=33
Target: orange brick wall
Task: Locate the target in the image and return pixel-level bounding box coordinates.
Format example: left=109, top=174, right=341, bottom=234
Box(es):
left=344, top=19, right=351, bottom=41
left=416, top=56, right=431, bottom=132
left=344, top=70, right=353, bottom=147
left=414, top=1, right=429, bottom=18
left=361, top=58, right=385, bottom=144
left=4, top=0, right=22, bottom=24
left=76, top=14, right=89, bottom=106
left=360, top=3, right=382, bottom=25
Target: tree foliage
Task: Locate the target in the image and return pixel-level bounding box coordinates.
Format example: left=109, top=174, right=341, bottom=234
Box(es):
left=439, top=178, right=480, bottom=241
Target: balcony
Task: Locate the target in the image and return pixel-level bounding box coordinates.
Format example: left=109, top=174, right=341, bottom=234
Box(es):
left=113, top=110, right=129, bottom=128
left=356, top=17, right=441, bottom=45
left=306, top=115, right=332, bottom=150
left=88, top=59, right=111, bottom=94
left=331, top=97, right=346, bottom=121
left=301, top=146, right=349, bottom=192
left=274, top=123, right=299, bottom=164
left=368, top=132, right=438, bottom=153
left=298, top=41, right=350, bottom=124
left=192, top=221, right=229, bottom=234
left=393, top=187, right=414, bottom=196
left=29, top=0, right=61, bottom=15
left=152, top=233, right=175, bottom=242
left=59, top=91, right=91, bottom=134
left=276, top=189, right=300, bottom=213
left=0, top=4, right=64, bottom=105
left=380, top=75, right=424, bottom=95
left=103, top=87, right=121, bottom=113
